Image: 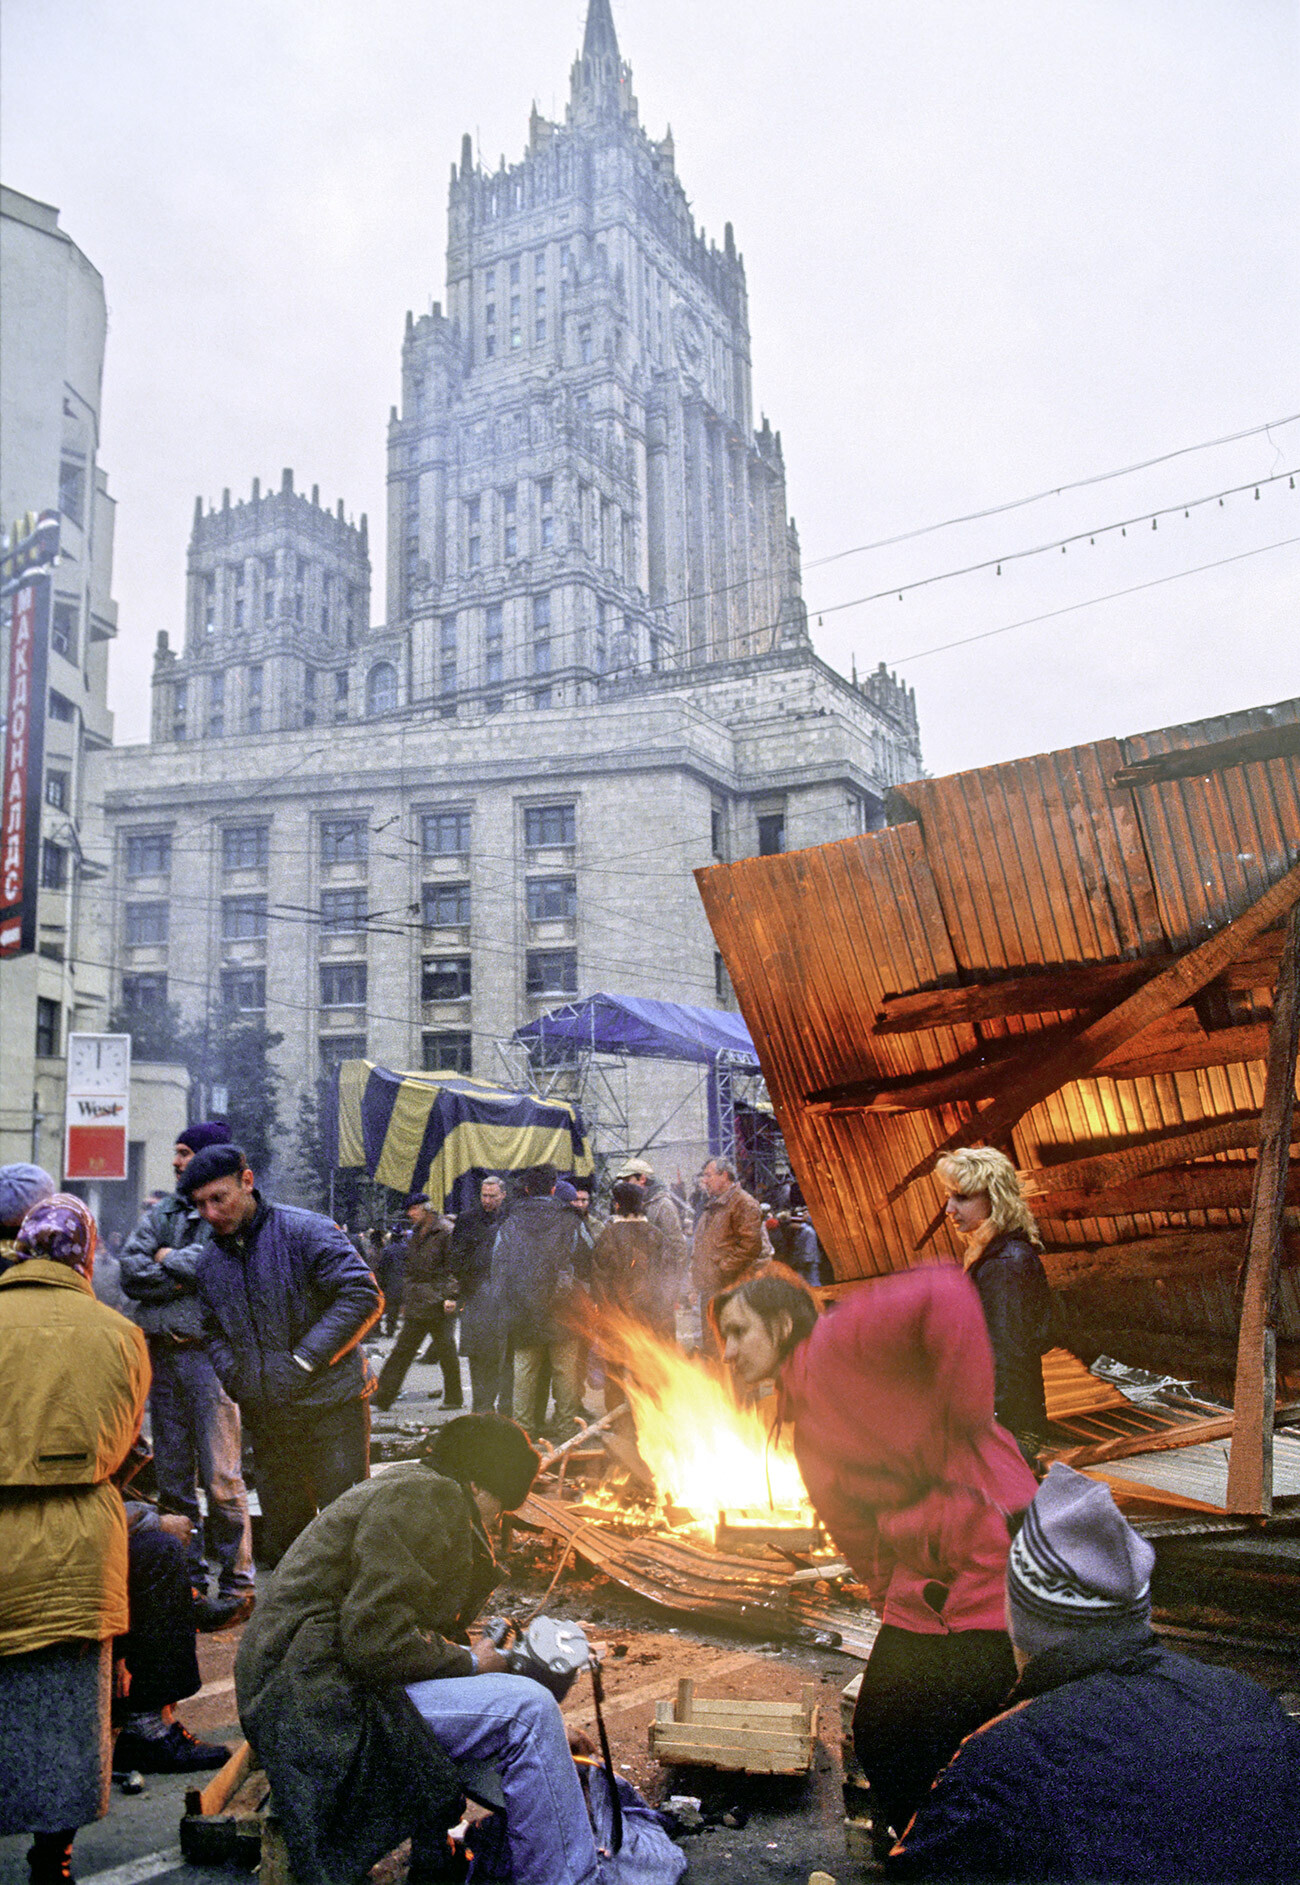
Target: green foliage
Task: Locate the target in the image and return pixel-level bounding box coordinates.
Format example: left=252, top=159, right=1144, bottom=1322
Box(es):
left=107, top=999, right=283, bottom=1174
left=289, top=1084, right=331, bottom=1213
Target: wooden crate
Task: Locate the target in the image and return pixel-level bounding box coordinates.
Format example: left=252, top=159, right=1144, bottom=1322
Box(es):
left=648, top=1678, right=818, bottom=1775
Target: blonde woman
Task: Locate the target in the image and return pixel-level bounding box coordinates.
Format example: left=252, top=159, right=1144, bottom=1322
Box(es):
left=935, top=1146, right=1054, bottom=1459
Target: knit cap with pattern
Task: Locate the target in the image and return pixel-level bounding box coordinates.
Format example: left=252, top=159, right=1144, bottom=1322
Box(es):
left=1007, top=1461, right=1155, bottom=1659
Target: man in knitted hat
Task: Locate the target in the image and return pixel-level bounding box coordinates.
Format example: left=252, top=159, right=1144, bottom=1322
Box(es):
left=119, top=1121, right=253, bottom=1624
left=888, top=1463, right=1300, bottom=1880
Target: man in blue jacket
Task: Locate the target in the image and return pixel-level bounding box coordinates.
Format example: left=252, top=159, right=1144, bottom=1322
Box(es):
left=181, top=1143, right=383, bottom=1565
left=888, top=1463, right=1300, bottom=1881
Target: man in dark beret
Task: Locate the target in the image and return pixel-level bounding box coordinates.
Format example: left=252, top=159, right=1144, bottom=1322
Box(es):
left=180, top=1144, right=383, bottom=1564
left=119, top=1121, right=254, bottom=1623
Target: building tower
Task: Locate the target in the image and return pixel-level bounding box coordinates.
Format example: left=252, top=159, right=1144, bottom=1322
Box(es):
left=387, top=0, right=807, bottom=717
left=152, top=471, right=371, bottom=741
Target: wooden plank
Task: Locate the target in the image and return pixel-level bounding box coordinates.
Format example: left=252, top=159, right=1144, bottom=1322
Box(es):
left=1111, top=720, right=1300, bottom=788
left=1081, top=1468, right=1227, bottom=1515
left=882, top=859, right=1300, bottom=1205
left=1021, top=1117, right=1267, bottom=1195
left=1047, top=1414, right=1235, bottom=1469
left=1033, top=1166, right=1299, bottom=1220
left=184, top=1740, right=253, bottom=1821
left=1227, top=904, right=1300, bottom=1514
left=1039, top=1221, right=1300, bottom=1290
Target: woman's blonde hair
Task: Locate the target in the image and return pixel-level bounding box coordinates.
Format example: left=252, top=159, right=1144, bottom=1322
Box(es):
left=935, top=1145, right=1042, bottom=1248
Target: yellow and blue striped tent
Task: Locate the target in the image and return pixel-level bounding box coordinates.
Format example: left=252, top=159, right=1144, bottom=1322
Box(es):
left=335, top=1059, right=593, bottom=1212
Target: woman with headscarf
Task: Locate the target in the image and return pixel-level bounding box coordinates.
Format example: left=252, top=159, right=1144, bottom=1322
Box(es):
left=934, top=1145, right=1056, bottom=1459
left=712, top=1262, right=1037, bottom=1851
left=0, top=1193, right=149, bottom=1885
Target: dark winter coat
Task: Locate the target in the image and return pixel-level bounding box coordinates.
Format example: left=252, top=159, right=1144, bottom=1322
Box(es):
left=591, top=1215, right=672, bottom=1328
left=401, top=1214, right=459, bottom=1321
left=490, top=1194, right=582, bottom=1345
left=642, top=1179, right=689, bottom=1278
left=776, top=1266, right=1037, bottom=1635
left=450, top=1204, right=507, bottom=1358
left=118, top=1192, right=212, bottom=1339
left=235, top=1463, right=500, bottom=1885
left=888, top=1635, right=1300, bottom=1881
left=965, top=1232, right=1054, bottom=1441
left=195, top=1197, right=381, bottom=1417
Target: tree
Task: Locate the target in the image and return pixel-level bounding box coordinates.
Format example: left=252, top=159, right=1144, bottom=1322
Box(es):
left=214, top=1008, right=284, bottom=1175
left=289, top=1083, right=331, bottom=1213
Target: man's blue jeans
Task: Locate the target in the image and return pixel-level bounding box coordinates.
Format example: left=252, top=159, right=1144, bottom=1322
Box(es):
left=148, top=1340, right=253, bottom=1594
left=405, top=1673, right=598, bottom=1885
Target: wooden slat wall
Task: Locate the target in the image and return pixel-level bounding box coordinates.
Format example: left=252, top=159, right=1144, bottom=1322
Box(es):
left=697, top=697, right=1300, bottom=1291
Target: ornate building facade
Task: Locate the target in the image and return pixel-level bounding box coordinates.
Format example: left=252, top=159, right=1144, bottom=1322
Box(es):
left=91, top=2, right=923, bottom=1183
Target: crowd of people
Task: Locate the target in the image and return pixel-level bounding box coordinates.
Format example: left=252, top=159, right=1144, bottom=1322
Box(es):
left=3, top=1134, right=1298, bottom=1883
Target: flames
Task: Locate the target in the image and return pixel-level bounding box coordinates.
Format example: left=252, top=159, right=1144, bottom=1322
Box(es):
left=590, top=1309, right=810, bottom=1528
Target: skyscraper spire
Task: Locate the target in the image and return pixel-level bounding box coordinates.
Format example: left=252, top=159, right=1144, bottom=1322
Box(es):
left=583, top=0, right=620, bottom=63
left=570, top=0, right=634, bottom=124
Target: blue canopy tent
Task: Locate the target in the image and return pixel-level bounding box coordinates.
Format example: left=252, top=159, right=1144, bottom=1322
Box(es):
left=513, top=993, right=762, bottom=1163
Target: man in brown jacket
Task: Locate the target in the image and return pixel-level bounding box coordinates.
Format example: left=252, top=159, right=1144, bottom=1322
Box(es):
left=374, top=1194, right=463, bottom=1411
left=691, top=1158, right=764, bottom=1348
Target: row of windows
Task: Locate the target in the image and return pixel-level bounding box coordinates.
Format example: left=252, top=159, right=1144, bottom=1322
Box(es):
left=172, top=661, right=394, bottom=739
left=125, top=878, right=577, bottom=952
left=318, top=1031, right=469, bottom=1078
left=121, top=944, right=577, bottom=1021
left=125, top=805, right=579, bottom=880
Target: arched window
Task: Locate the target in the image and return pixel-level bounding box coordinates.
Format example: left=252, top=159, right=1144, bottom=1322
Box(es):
left=366, top=661, right=398, bottom=717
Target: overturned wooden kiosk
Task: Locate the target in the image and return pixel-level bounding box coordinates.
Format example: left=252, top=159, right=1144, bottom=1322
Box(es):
left=697, top=697, right=1300, bottom=1522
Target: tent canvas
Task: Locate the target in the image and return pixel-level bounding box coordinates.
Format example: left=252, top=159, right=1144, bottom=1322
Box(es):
left=513, top=992, right=759, bottom=1068
left=335, top=1059, right=593, bottom=1211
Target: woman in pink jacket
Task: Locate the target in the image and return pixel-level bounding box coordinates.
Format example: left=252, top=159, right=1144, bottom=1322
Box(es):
left=712, top=1262, right=1036, bottom=1847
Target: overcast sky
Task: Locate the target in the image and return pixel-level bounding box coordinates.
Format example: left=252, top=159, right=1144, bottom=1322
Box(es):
left=3, top=0, right=1297, bottom=774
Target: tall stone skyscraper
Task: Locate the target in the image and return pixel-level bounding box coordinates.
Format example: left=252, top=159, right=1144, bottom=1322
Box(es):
left=388, top=0, right=806, bottom=713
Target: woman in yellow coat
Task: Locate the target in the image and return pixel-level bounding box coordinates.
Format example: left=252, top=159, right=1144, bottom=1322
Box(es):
left=0, top=1192, right=149, bottom=1885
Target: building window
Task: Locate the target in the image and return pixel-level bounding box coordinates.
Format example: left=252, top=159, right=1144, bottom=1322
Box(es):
left=468, top=534, right=481, bottom=568
left=246, top=665, right=262, bottom=734
left=122, top=972, right=168, bottom=1014
left=172, top=680, right=187, bottom=740
left=532, top=593, right=551, bottom=632
left=538, top=475, right=554, bottom=551
left=209, top=670, right=225, bottom=736
left=321, top=887, right=368, bottom=933
left=422, top=1030, right=472, bottom=1074
left=757, top=812, right=786, bottom=856
left=579, top=325, right=592, bottom=364
left=527, top=876, right=576, bottom=921
left=204, top=573, right=216, bottom=633
left=422, top=809, right=471, bottom=856
left=320, top=961, right=367, bottom=1007
left=532, top=686, right=552, bottom=710
left=45, top=771, right=69, bottom=810
left=533, top=640, right=552, bottom=675
left=40, top=840, right=67, bottom=890
left=234, top=595, right=245, bottom=629
left=421, top=956, right=472, bottom=1002
left=320, top=1034, right=367, bottom=1077
left=334, top=669, right=349, bottom=706
left=715, top=952, right=729, bottom=1003
left=221, top=894, right=267, bottom=941
left=58, top=459, right=86, bottom=527
left=526, top=948, right=577, bottom=996
left=35, top=997, right=61, bottom=1059
left=366, top=661, right=397, bottom=716
left=221, top=967, right=266, bottom=1012
left=711, top=808, right=725, bottom=858
left=524, top=803, right=575, bottom=849
left=126, top=902, right=168, bottom=946
left=320, top=817, right=368, bottom=864
left=49, top=690, right=76, bottom=723
left=126, top=832, right=171, bottom=877
left=223, top=824, right=268, bottom=871
left=51, top=600, right=78, bottom=662
left=422, top=881, right=471, bottom=928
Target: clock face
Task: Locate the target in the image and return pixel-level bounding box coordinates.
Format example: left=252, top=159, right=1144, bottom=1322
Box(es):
left=68, top=1033, right=131, bottom=1094
left=672, top=303, right=706, bottom=377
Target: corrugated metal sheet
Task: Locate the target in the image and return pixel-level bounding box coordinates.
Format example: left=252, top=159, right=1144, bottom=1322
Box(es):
left=696, top=697, right=1300, bottom=1351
